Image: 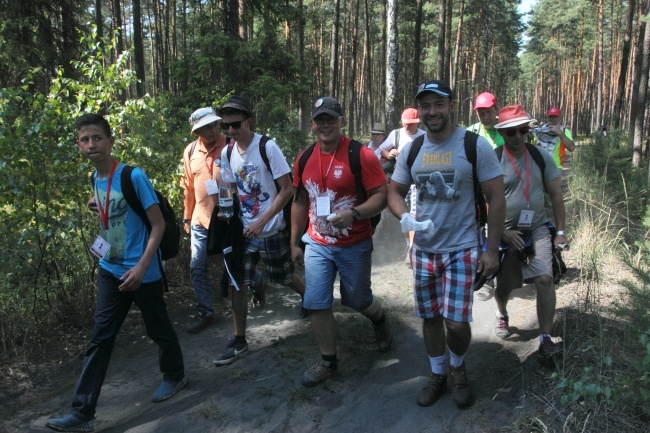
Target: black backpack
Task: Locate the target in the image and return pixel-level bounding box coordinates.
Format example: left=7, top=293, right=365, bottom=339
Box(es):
left=91, top=165, right=181, bottom=261
left=224, top=135, right=293, bottom=234
left=120, top=166, right=181, bottom=261
left=406, top=131, right=486, bottom=227
left=295, top=139, right=381, bottom=229
left=91, top=165, right=181, bottom=291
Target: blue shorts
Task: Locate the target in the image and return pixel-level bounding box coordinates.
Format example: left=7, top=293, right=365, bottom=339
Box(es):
left=412, top=247, right=478, bottom=322
left=302, top=235, right=374, bottom=311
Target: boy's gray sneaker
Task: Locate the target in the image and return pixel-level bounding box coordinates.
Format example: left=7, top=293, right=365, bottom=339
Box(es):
left=302, top=360, right=336, bottom=387
left=46, top=414, right=95, bottom=432
left=213, top=341, right=248, bottom=365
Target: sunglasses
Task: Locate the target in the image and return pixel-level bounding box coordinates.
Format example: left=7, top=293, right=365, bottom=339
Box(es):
left=221, top=120, right=245, bottom=130
left=503, top=126, right=530, bottom=137
left=314, top=117, right=341, bottom=126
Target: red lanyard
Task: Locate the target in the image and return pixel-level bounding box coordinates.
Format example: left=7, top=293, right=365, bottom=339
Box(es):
left=95, top=160, right=118, bottom=230
left=317, top=141, right=341, bottom=188
left=504, top=146, right=530, bottom=205
left=204, top=145, right=218, bottom=179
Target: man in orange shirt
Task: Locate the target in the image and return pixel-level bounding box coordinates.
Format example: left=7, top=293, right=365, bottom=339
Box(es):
left=181, top=107, right=228, bottom=333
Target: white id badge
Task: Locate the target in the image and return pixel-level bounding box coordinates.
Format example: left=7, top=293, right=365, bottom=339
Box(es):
left=316, top=195, right=331, bottom=217
left=90, top=235, right=111, bottom=259
left=518, top=210, right=534, bottom=228
left=204, top=179, right=219, bottom=195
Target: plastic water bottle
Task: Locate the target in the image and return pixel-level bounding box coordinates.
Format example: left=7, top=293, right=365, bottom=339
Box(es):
left=219, top=183, right=234, bottom=218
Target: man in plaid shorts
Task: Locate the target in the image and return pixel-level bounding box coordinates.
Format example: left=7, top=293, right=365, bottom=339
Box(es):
left=387, top=80, right=505, bottom=408
left=213, top=95, right=305, bottom=365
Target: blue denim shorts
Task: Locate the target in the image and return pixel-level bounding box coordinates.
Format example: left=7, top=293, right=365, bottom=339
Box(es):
left=302, top=235, right=374, bottom=311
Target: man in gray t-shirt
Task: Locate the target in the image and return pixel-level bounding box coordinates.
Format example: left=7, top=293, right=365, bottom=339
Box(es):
left=388, top=80, right=505, bottom=408
left=491, top=105, right=568, bottom=357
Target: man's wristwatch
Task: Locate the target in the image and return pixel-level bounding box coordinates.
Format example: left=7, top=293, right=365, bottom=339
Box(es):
left=350, top=208, right=361, bottom=221
left=557, top=230, right=566, bottom=236
left=182, top=218, right=191, bottom=223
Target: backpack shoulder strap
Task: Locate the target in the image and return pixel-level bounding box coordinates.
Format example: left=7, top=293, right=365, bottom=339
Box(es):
left=394, top=129, right=400, bottom=149
left=464, top=130, right=480, bottom=195
left=226, top=139, right=235, bottom=164
left=348, top=139, right=366, bottom=202
left=258, top=135, right=273, bottom=176
left=187, top=139, right=198, bottom=160
left=496, top=143, right=547, bottom=188
left=406, top=134, right=426, bottom=170
left=120, top=165, right=150, bottom=228
left=526, top=143, right=546, bottom=173
left=495, top=145, right=504, bottom=161
left=295, top=142, right=318, bottom=192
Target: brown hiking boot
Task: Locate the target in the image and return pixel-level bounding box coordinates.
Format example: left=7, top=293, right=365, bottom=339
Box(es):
left=373, top=311, right=393, bottom=353
left=416, top=373, right=447, bottom=407
left=449, top=362, right=473, bottom=408
left=186, top=315, right=215, bottom=334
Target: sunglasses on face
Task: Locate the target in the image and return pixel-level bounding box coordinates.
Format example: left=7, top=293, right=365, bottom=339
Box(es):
left=314, top=117, right=341, bottom=126
left=503, top=127, right=530, bottom=137
left=221, top=120, right=245, bottom=130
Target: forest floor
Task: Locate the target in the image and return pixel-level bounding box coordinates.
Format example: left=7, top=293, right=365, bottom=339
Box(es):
left=0, top=208, right=617, bottom=433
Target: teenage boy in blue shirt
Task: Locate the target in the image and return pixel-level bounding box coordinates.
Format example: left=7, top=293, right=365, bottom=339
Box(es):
left=46, top=114, right=186, bottom=432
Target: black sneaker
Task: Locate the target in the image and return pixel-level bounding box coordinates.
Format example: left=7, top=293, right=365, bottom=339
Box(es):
left=213, top=341, right=249, bottom=365
left=539, top=335, right=561, bottom=355
left=46, top=414, right=95, bottom=432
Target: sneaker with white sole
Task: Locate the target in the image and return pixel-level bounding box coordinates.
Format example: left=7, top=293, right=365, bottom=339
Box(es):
left=302, top=360, right=336, bottom=387
left=539, top=335, right=561, bottom=356
left=495, top=313, right=510, bottom=339
left=213, top=341, right=248, bottom=365
left=46, top=414, right=95, bottom=432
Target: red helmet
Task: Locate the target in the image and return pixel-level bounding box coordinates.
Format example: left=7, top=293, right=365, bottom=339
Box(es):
left=547, top=107, right=561, bottom=116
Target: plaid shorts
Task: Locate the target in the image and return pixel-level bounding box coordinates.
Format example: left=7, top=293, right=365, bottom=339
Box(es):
left=242, top=231, right=294, bottom=286
left=411, top=247, right=478, bottom=322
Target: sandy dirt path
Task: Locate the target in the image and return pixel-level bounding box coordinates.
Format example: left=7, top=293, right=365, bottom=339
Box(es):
left=8, top=211, right=558, bottom=433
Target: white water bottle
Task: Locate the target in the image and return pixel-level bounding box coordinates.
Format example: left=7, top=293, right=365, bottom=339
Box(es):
left=219, top=183, right=234, bottom=218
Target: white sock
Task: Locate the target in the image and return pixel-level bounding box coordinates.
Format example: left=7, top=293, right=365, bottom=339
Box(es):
left=449, top=349, right=465, bottom=368
left=428, top=354, right=446, bottom=375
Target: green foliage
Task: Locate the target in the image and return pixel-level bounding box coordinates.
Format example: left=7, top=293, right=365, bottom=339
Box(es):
left=0, top=30, right=185, bottom=358
left=553, top=356, right=620, bottom=405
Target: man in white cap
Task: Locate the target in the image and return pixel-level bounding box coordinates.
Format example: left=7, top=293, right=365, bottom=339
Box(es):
left=468, top=92, right=503, bottom=149
left=378, top=108, right=426, bottom=263
left=180, top=107, right=228, bottom=333
left=367, top=122, right=387, bottom=158
left=492, top=105, right=568, bottom=356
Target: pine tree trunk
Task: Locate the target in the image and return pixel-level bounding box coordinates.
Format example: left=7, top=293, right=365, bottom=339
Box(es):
left=385, top=0, right=398, bottom=128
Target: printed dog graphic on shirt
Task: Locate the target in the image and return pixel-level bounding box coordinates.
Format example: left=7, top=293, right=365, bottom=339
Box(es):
left=235, top=163, right=270, bottom=217
left=416, top=168, right=461, bottom=202
left=304, top=179, right=356, bottom=244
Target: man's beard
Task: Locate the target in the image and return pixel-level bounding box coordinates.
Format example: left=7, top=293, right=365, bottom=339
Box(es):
left=426, top=114, right=450, bottom=133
